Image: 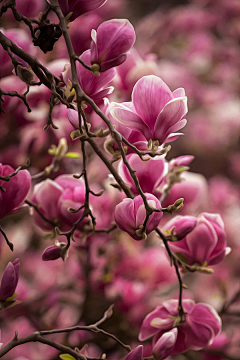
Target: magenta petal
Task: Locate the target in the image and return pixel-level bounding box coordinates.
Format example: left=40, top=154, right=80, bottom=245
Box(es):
left=164, top=119, right=187, bottom=138
left=139, top=306, right=174, bottom=341
left=154, top=97, right=188, bottom=142
left=77, top=50, right=116, bottom=96
left=68, top=108, right=80, bottom=129
left=94, top=19, right=135, bottom=62
left=173, top=88, right=185, bottom=98
left=0, top=165, right=31, bottom=219
left=114, top=198, right=136, bottom=234
left=0, top=260, right=19, bottom=302
left=132, top=75, right=174, bottom=130
left=152, top=328, right=178, bottom=360
left=70, top=0, right=107, bottom=20
left=186, top=218, right=218, bottom=265
left=42, top=245, right=62, bottom=261
left=110, top=104, right=151, bottom=138
left=100, top=54, right=127, bottom=72
left=164, top=132, right=184, bottom=143
left=125, top=345, right=143, bottom=360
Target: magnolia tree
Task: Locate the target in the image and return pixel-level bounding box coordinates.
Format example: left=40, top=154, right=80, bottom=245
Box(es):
left=0, top=0, right=239, bottom=359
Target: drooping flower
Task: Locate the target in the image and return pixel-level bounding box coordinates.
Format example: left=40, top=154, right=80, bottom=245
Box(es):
left=114, top=193, right=162, bottom=240
left=139, top=299, right=221, bottom=355
left=110, top=75, right=188, bottom=146
left=0, top=259, right=20, bottom=303
left=91, top=19, right=136, bottom=71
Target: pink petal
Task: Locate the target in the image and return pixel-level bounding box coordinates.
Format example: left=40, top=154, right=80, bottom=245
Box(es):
left=154, top=97, right=188, bottom=142
left=132, top=75, right=174, bottom=130
left=186, top=217, right=218, bottom=265
left=110, top=104, right=151, bottom=138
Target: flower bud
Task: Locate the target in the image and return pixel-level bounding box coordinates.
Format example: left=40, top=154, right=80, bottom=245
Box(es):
left=91, top=19, right=136, bottom=71
left=0, top=259, right=20, bottom=302
left=42, top=241, right=68, bottom=261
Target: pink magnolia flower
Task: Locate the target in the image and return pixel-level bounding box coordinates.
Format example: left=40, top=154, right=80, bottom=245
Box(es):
left=167, top=213, right=229, bottom=266
left=139, top=299, right=221, bottom=355
left=114, top=194, right=162, bottom=240
left=63, top=50, right=115, bottom=110
left=110, top=75, right=188, bottom=145
left=0, top=164, right=31, bottom=219
left=0, top=259, right=20, bottom=302
left=118, top=154, right=168, bottom=197
left=48, top=0, right=107, bottom=21
left=152, top=328, right=178, bottom=360
left=91, top=19, right=136, bottom=71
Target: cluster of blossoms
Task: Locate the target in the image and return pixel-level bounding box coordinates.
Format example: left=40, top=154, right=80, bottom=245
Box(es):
left=0, top=0, right=239, bottom=360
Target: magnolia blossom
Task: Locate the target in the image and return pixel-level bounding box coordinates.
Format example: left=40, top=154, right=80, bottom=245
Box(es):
left=114, top=194, right=162, bottom=240
left=48, top=0, right=107, bottom=21
left=118, top=154, right=168, bottom=197
left=0, top=164, right=31, bottom=219
left=0, top=259, right=20, bottom=302
left=91, top=19, right=135, bottom=72
left=110, top=75, right=188, bottom=145
left=139, top=299, right=221, bottom=355
left=164, top=213, right=229, bottom=266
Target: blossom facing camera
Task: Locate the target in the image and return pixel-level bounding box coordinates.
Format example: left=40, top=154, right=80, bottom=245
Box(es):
left=114, top=193, right=162, bottom=240
left=0, top=259, right=20, bottom=303
left=110, top=75, right=188, bottom=146
left=91, top=19, right=136, bottom=71
left=167, top=213, right=229, bottom=266
left=0, top=164, right=31, bottom=220
left=139, top=299, right=221, bottom=356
